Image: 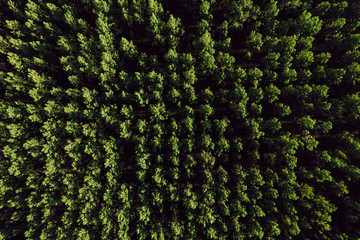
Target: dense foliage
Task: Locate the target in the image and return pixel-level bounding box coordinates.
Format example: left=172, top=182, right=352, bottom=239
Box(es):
left=1, top=0, right=360, bottom=239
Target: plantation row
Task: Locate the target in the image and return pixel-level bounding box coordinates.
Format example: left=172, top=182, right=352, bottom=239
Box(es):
left=0, top=0, right=359, bottom=239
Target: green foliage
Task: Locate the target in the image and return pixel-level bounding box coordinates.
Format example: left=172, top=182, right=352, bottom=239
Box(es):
left=1, top=0, right=360, bottom=239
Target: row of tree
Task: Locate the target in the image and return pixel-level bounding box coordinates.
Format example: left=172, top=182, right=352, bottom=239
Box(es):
left=0, top=0, right=359, bottom=239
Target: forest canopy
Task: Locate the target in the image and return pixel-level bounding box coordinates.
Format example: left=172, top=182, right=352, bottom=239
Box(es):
left=0, top=0, right=360, bottom=239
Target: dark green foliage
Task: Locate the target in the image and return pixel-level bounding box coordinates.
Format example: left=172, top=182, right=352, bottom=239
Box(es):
left=1, top=0, right=360, bottom=239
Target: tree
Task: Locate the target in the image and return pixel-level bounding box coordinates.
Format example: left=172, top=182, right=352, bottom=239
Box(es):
left=347, top=62, right=360, bottom=85
left=2, top=0, right=360, bottom=239
left=262, top=52, right=280, bottom=69
left=264, top=84, right=281, bottom=103
left=296, top=10, right=323, bottom=35
left=246, top=30, right=263, bottom=55
left=120, top=37, right=138, bottom=59
left=199, top=104, right=214, bottom=118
